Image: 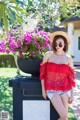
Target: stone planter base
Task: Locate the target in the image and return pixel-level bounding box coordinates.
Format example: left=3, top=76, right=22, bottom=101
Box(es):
left=17, top=58, right=42, bottom=78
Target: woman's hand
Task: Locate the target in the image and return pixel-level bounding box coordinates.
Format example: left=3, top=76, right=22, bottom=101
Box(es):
left=68, top=94, right=74, bottom=104
left=42, top=90, right=47, bottom=99
left=41, top=80, right=47, bottom=99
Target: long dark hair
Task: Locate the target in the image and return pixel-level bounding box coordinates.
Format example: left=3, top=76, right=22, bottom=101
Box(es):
left=52, top=35, right=68, bottom=52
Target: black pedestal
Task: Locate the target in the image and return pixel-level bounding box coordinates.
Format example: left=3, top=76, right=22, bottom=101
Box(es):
left=9, top=76, right=59, bottom=120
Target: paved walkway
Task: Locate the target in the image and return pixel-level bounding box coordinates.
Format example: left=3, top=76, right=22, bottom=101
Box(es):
left=72, top=66, right=80, bottom=120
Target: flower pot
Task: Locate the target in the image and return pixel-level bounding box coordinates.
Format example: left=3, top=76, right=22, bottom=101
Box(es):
left=17, top=57, right=42, bottom=78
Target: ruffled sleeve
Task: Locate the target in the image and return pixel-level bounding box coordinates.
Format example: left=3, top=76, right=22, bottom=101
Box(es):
left=40, top=62, right=47, bottom=80
left=68, top=66, right=76, bottom=88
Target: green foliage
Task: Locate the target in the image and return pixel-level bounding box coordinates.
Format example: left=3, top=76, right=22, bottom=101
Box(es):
left=0, top=68, right=18, bottom=120
left=0, top=0, right=80, bottom=32
left=0, top=0, right=27, bottom=31
left=70, top=54, right=75, bottom=58
left=0, top=0, right=80, bottom=31
left=26, top=0, right=80, bottom=31
left=0, top=53, right=16, bottom=67
left=59, top=4, right=73, bottom=21
left=0, top=77, right=13, bottom=119
left=68, top=107, right=76, bottom=120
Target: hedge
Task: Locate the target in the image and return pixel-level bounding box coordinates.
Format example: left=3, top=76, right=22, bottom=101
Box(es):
left=0, top=53, right=16, bottom=67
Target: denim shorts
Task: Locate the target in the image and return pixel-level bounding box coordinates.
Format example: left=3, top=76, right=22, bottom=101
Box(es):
left=47, top=90, right=71, bottom=100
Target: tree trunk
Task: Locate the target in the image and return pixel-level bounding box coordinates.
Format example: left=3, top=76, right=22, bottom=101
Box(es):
left=13, top=52, right=20, bottom=74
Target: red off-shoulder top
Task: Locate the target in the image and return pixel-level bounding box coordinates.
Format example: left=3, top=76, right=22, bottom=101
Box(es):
left=40, top=62, right=75, bottom=91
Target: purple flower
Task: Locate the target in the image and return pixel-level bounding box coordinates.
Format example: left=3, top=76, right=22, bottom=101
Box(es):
left=0, top=29, right=51, bottom=59
left=0, top=41, right=6, bottom=52
left=34, top=38, right=40, bottom=48
left=29, top=52, right=35, bottom=56
left=21, top=48, right=26, bottom=53
left=6, top=50, right=10, bottom=54
left=18, top=53, right=23, bottom=57
left=24, top=32, right=32, bottom=44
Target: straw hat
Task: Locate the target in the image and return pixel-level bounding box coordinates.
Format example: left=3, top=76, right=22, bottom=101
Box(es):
left=50, top=31, right=71, bottom=44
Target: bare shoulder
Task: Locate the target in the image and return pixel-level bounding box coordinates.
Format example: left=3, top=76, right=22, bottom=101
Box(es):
left=66, top=54, right=73, bottom=62
left=45, top=51, right=53, bottom=57
left=43, top=51, right=52, bottom=62
left=66, top=54, right=73, bottom=68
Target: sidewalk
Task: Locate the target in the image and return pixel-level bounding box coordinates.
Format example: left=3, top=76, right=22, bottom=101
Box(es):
left=72, top=66, right=80, bottom=120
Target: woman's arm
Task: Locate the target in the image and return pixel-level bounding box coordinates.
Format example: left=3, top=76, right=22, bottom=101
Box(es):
left=68, top=56, right=74, bottom=69
left=68, top=56, right=74, bottom=103
left=41, top=80, right=47, bottom=99
left=41, top=51, right=51, bottom=99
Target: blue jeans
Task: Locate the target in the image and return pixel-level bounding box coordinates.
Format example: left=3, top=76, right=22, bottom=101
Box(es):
left=47, top=90, right=71, bottom=100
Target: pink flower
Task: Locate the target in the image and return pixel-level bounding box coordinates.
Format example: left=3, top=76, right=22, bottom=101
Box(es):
left=0, top=41, right=6, bottom=52
left=21, top=48, right=26, bottom=53
left=29, top=52, right=35, bottom=56
left=24, top=32, right=32, bottom=44
left=0, top=29, right=51, bottom=59
left=34, top=39, right=40, bottom=48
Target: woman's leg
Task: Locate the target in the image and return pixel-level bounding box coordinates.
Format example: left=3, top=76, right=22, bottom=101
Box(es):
left=51, top=94, right=68, bottom=120
left=61, top=94, right=69, bottom=115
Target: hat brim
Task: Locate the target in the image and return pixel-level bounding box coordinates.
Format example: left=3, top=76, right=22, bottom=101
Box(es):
left=50, top=31, right=71, bottom=45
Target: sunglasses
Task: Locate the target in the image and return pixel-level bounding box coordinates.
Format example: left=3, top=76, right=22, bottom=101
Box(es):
left=54, top=42, right=63, bottom=48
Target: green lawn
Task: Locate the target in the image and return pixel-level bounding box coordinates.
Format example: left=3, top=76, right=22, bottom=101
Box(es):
left=0, top=68, right=76, bottom=120
left=0, top=68, right=17, bottom=120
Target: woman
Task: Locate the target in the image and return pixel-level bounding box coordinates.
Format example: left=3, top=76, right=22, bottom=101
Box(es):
left=40, top=31, right=75, bottom=120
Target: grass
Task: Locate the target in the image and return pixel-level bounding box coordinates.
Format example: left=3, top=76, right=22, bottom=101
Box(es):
left=0, top=68, right=76, bottom=120
left=68, top=107, right=76, bottom=120
left=0, top=68, right=17, bottom=120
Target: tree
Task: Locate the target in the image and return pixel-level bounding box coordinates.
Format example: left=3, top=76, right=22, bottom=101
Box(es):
left=0, top=0, right=27, bottom=31
left=25, top=0, right=80, bottom=31
left=0, top=0, right=80, bottom=32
